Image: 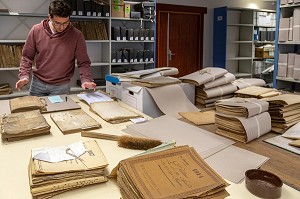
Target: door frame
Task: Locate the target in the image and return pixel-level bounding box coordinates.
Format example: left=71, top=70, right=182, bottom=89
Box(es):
left=156, top=3, right=207, bottom=69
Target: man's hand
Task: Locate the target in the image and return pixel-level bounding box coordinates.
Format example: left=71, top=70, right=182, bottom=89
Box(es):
left=15, top=78, right=29, bottom=91
left=81, top=81, right=96, bottom=91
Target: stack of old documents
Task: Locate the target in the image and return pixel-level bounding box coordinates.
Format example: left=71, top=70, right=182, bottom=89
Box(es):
left=232, top=78, right=266, bottom=89
left=234, top=86, right=281, bottom=99
left=90, top=101, right=141, bottom=124
left=29, top=140, right=108, bottom=198
left=117, top=145, right=229, bottom=199
left=1, top=110, right=50, bottom=141
left=180, top=67, right=237, bottom=107
left=9, top=96, right=46, bottom=113
left=50, top=109, right=101, bottom=134
left=215, top=98, right=271, bottom=143
left=265, top=94, right=300, bottom=133
left=0, top=83, right=12, bottom=95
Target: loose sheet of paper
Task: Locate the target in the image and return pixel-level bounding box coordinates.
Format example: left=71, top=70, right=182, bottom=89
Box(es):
left=77, top=92, right=113, bottom=104
left=32, top=141, right=86, bottom=163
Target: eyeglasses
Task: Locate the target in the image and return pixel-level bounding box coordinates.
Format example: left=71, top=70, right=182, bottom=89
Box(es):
left=52, top=20, right=70, bottom=27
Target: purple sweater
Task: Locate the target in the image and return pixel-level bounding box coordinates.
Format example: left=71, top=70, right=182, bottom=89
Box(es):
left=19, top=19, right=92, bottom=85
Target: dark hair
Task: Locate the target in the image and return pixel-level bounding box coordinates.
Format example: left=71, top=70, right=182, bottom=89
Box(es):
left=49, top=0, right=72, bottom=18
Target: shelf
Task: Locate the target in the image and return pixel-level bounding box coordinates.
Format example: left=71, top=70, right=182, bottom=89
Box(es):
left=0, top=40, right=110, bottom=44
left=90, top=62, right=110, bottom=66
left=233, top=73, right=252, bottom=78
left=111, top=17, right=153, bottom=22
left=228, top=41, right=252, bottom=43
left=0, top=1, right=156, bottom=96
left=226, top=57, right=253, bottom=60
left=0, top=12, right=46, bottom=17
left=227, top=23, right=253, bottom=27
left=254, top=41, right=275, bottom=44
left=0, top=40, right=26, bottom=43
left=0, top=67, right=19, bottom=71
left=111, top=61, right=154, bottom=65
left=0, top=86, right=106, bottom=100
left=280, top=4, right=300, bottom=8
left=86, top=40, right=109, bottom=43
left=111, top=40, right=154, bottom=43
left=278, top=41, right=300, bottom=45
left=254, top=25, right=276, bottom=28
left=276, top=76, right=300, bottom=83
left=0, top=12, right=110, bottom=20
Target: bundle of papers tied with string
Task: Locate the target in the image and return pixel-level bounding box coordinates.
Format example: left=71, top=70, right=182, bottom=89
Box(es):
left=1, top=110, right=50, bottom=141
left=215, top=98, right=271, bottom=143
left=28, top=140, right=108, bottom=198
left=265, top=93, right=300, bottom=133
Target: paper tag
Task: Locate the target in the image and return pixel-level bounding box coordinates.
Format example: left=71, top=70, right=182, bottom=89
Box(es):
left=130, top=117, right=147, bottom=123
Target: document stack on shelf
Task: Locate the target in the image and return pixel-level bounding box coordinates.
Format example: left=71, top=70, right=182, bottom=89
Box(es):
left=0, top=83, right=12, bottom=95
left=117, top=145, right=229, bottom=199
left=215, top=98, right=271, bottom=143
left=28, top=140, right=108, bottom=199
left=266, top=93, right=300, bottom=133
left=1, top=110, right=51, bottom=141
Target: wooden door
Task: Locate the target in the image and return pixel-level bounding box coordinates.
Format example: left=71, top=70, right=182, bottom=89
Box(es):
left=156, top=4, right=207, bottom=77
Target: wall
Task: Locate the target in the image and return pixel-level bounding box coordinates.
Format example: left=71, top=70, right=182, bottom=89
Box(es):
left=157, top=0, right=276, bottom=68
left=0, top=0, right=276, bottom=75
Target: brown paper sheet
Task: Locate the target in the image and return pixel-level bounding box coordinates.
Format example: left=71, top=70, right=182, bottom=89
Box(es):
left=179, top=110, right=215, bottom=125
left=50, top=109, right=101, bottom=134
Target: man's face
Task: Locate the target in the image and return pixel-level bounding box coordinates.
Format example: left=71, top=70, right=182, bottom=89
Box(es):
left=49, top=15, right=70, bottom=32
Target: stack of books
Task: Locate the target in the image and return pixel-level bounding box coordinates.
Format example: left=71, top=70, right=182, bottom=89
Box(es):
left=9, top=96, right=46, bottom=113
left=1, top=110, right=51, bottom=141
left=234, top=86, right=281, bottom=99
left=117, top=145, right=229, bottom=199
left=28, top=140, right=108, bottom=198
left=266, top=94, right=300, bottom=133
left=179, top=67, right=237, bottom=108
left=215, top=98, right=271, bottom=143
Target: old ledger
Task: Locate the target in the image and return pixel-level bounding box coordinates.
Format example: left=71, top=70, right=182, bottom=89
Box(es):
left=50, top=109, right=101, bottom=134
left=215, top=112, right=271, bottom=143
left=9, top=96, right=46, bottom=113
left=90, top=101, right=141, bottom=124
left=266, top=94, right=300, bottom=133
left=1, top=110, right=50, bottom=141
left=117, top=145, right=229, bottom=199
left=29, top=140, right=108, bottom=198
left=215, top=98, right=269, bottom=118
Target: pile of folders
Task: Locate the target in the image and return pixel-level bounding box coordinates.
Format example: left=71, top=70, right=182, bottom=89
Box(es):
left=28, top=140, right=108, bottom=198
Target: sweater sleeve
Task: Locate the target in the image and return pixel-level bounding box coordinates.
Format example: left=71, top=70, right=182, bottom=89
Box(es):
left=18, top=27, right=36, bottom=80
left=75, top=33, right=93, bottom=83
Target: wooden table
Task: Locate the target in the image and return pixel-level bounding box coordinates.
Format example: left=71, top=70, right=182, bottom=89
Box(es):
left=200, top=124, right=300, bottom=191
left=0, top=96, right=299, bottom=199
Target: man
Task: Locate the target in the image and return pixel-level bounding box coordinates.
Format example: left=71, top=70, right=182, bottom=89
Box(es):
left=16, top=0, right=96, bottom=96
